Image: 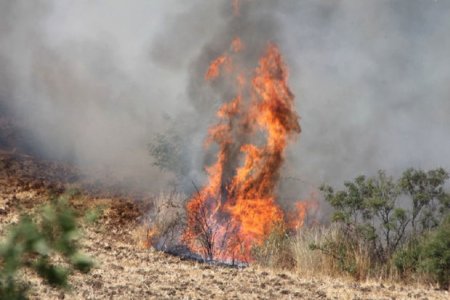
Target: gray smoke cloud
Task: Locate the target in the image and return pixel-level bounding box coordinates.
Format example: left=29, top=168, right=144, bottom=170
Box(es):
left=280, top=0, right=450, bottom=187
left=0, top=0, right=182, bottom=189
left=1, top=0, right=449, bottom=193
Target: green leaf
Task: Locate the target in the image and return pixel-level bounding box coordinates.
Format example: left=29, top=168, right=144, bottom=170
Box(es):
left=71, top=253, right=94, bottom=273
left=34, top=259, right=69, bottom=287
left=32, top=240, right=49, bottom=256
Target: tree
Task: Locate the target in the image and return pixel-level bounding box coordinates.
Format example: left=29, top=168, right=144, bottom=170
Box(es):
left=320, top=171, right=409, bottom=262
left=400, top=168, right=449, bottom=235
left=317, top=168, right=450, bottom=280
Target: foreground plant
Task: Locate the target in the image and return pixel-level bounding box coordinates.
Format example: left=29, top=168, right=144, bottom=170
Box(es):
left=0, top=195, right=94, bottom=299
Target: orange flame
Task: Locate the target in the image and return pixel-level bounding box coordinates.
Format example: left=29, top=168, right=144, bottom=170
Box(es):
left=205, top=55, right=232, bottom=80
left=183, top=1, right=307, bottom=262
left=142, top=227, right=159, bottom=249
left=288, top=197, right=320, bottom=230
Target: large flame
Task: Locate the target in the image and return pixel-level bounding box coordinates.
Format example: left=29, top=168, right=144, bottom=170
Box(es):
left=183, top=1, right=306, bottom=262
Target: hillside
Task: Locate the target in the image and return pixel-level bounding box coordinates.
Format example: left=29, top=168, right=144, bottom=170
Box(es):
left=0, top=149, right=449, bottom=299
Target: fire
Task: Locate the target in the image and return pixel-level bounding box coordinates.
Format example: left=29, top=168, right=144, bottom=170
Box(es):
left=205, top=55, right=232, bottom=80
left=141, top=227, right=159, bottom=249
left=183, top=1, right=309, bottom=262
left=288, top=194, right=321, bottom=230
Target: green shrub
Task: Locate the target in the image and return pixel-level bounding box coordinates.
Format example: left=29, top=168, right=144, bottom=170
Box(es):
left=400, top=168, right=450, bottom=235
left=420, top=215, right=450, bottom=290
left=393, top=241, right=422, bottom=278
left=0, top=195, right=94, bottom=299
left=317, top=168, right=449, bottom=284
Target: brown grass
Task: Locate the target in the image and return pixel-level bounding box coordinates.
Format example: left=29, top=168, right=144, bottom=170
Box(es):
left=134, top=192, right=186, bottom=250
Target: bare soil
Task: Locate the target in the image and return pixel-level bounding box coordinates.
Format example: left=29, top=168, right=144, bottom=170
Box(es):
left=0, top=150, right=449, bottom=299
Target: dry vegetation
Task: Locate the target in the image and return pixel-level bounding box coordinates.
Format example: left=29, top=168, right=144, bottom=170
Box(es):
left=1, top=150, right=449, bottom=299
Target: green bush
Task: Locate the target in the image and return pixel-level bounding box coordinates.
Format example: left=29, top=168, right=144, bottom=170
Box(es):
left=394, top=215, right=450, bottom=289
left=316, top=168, right=449, bottom=285
left=420, top=215, right=450, bottom=290
left=393, top=241, right=422, bottom=278
left=0, top=195, right=94, bottom=299
left=319, top=171, right=411, bottom=264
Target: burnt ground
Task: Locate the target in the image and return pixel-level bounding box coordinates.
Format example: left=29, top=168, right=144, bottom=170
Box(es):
left=0, top=150, right=449, bottom=299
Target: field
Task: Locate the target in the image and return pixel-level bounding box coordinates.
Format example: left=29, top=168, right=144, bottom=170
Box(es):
left=1, top=150, right=448, bottom=300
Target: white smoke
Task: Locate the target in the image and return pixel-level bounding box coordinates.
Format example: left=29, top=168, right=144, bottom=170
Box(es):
left=0, top=0, right=449, bottom=192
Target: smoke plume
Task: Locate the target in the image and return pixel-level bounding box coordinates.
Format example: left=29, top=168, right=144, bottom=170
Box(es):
left=1, top=0, right=449, bottom=192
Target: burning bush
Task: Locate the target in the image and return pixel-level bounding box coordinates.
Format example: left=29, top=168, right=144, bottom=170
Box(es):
left=139, top=192, right=186, bottom=251
left=145, top=0, right=316, bottom=264
left=182, top=5, right=302, bottom=262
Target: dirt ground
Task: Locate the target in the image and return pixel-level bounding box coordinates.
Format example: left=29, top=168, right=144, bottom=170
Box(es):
left=0, top=150, right=449, bottom=300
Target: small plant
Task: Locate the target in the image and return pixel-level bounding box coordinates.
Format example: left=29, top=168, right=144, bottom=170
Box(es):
left=290, top=226, right=336, bottom=277
left=394, top=215, right=450, bottom=289
left=143, top=192, right=186, bottom=250
left=252, top=224, right=296, bottom=270
left=308, top=224, right=372, bottom=279
left=183, top=199, right=218, bottom=261
left=393, top=241, right=423, bottom=279
left=420, top=215, right=450, bottom=290
left=0, top=195, right=94, bottom=299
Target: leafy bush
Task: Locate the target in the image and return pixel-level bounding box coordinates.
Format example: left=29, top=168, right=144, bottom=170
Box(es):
left=420, top=215, right=450, bottom=289
left=0, top=195, right=94, bottom=299
left=394, top=215, right=450, bottom=289
left=400, top=168, right=450, bottom=235
left=393, top=241, right=423, bottom=279
left=319, top=171, right=410, bottom=264
left=314, top=168, right=449, bottom=285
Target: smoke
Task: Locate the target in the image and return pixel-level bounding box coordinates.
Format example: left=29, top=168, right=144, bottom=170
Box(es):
left=1, top=0, right=449, bottom=192
left=0, top=0, right=182, bottom=189
left=280, top=0, right=450, bottom=186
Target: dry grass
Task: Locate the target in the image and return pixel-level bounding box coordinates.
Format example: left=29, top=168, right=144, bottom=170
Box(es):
left=251, top=224, right=296, bottom=270
left=134, top=192, right=186, bottom=250
left=291, top=225, right=383, bottom=280
left=291, top=226, right=340, bottom=277
left=287, top=224, right=441, bottom=289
